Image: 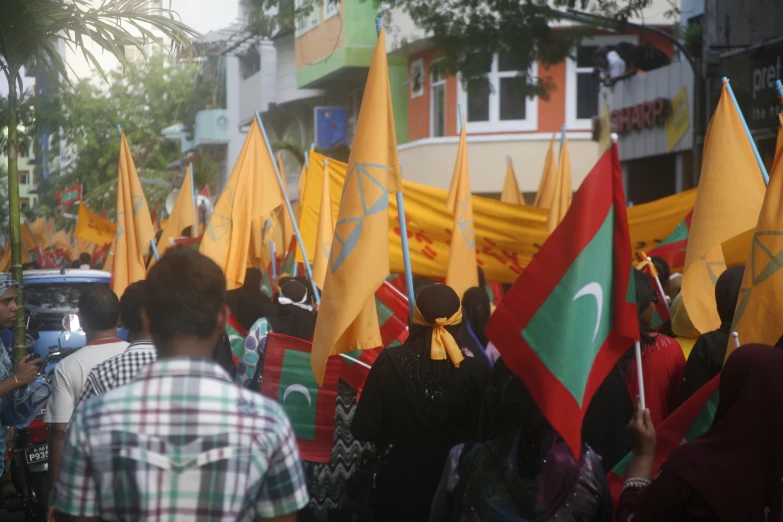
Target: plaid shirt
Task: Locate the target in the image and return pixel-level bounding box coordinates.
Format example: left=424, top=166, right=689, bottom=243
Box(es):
left=53, top=357, right=309, bottom=521
left=77, top=341, right=157, bottom=405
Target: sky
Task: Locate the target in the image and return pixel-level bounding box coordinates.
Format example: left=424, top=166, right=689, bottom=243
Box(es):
left=0, top=0, right=239, bottom=97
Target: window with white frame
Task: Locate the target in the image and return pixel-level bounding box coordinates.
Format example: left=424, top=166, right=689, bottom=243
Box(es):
left=295, top=0, right=319, bottom=36
left=410, top=58, right=424, bottom=99
left=457, top=54, right=538, bottom=133
left=431, top=61, right=446, bottom=137
left=566, top=35, right=638, bottom=130
left=324, top=0, right=340, bottom=20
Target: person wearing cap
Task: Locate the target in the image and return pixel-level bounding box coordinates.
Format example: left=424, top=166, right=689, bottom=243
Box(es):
left=0, top=274, right=42, bottom=475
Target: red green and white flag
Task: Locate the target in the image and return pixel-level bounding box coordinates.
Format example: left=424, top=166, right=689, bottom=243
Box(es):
left=261, top=333, right=341, bottom=463
left=56, top=184, right=82, bottom=206
left=485, top=144, right=639, bottom=458
left=341, top=280, right=410, bottom=393
left=607, top=375, right=720, bottom=503
left=648, top=210, right=692, bottom=272
left=280, top=235, right=300, bottom=279
left=225, top=307, right=248, bottom=369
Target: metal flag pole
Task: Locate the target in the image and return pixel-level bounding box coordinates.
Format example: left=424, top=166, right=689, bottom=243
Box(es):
left=149, top=239, right=160, bottom=261
left=723, top=77, right=770, bottom=185
left=376, top=16, right=416, bottom=323
left=339, top=353, right=372, bottom=369
left=254, top=111, right=321, bottom=304
left=776, top=79, right=783, bottom=111
left=634, top=340, right=646, bottom=410
left=190, top=163, right=198, bottom=238
left=559, top=123, right=566, bottom=152
left=269, top=238, right=278, bottom=285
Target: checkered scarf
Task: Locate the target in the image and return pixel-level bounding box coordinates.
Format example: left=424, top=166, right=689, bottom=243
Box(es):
left=0, top=274, right=19, bottom=297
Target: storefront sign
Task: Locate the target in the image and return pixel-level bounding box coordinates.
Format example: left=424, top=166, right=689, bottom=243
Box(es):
left=610, top=98, right=671, bottom=133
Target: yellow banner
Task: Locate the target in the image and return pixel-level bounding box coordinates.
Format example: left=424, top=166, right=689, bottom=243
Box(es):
left=298, top=152, right=696, bottom=283
left=75, top=203, right=117, bottom=247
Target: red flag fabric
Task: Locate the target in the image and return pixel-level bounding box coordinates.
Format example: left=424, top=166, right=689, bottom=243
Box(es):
left=261, top=333, right=341, bottom=463
left=607, top=375, right=720, bottom=504
left=648, top=210, right=692, bottom=272
left=199, top=185, right=210, bottom=197
left=485, top=144, right=639, bottom=457
left=91, top=243, right=112, bottom=269
left=56, top=185, right=82, bottom=206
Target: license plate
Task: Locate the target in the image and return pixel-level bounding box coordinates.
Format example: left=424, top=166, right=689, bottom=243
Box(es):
left=24, top=444, right=48, bottom=464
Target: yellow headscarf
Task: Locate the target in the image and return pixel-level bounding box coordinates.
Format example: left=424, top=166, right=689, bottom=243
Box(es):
left=413, top=306, right=464, bottom=367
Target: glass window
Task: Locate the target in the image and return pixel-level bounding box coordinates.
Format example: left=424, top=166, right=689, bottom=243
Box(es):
left=26, top=283, right=110, bottom=331
left=432, top=84, right=446, bottom=137
left=499, top=77, right=526, bottom=121
left=19, top=171, right=29, bottom=185
left=498, top=53, right=518, bottom=72
left=20, top=198, right=29, bottom=211
left=325, top=0, right=339, bottom=19
left=467, top=77, right=490, bottom=122
left=576, top=73, right=599, bottom=119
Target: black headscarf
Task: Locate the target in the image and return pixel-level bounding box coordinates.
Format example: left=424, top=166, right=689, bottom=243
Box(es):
left=226, top=268, right=271, bottom=331
left=462, top=287, right=490, bottom=347
left=386, top=284, right=464, bottom=428
left=715, top=265, right=744, bottom=326
left=264, top=279, right=317, bottom=341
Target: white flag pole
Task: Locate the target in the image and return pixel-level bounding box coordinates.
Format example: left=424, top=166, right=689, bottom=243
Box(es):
left=653, top=274, right=671, bottom=314
left=732, top=331, right=740, bottom=349
left=634, top=340, right=646, bottom=410
left=339, top=353, right=372, bottom=370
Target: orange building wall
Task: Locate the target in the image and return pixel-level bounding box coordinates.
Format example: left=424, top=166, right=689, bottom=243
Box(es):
left=406, top=28, right=674, bottom=140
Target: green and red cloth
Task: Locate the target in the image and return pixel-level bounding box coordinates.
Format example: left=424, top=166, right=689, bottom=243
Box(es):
left=261, top=333, right=341, bottom=463
left=485, top=144, right=639, bottom=458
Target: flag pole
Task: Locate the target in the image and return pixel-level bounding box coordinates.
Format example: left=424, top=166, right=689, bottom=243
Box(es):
left=254, top=111, right=321, bottom=304
left=149, top=239, right=160, bottom=261
left=305, top=150, right=309, bottom=168
left=339, top=352, right=372, bottom=370
left=375, top=16, right=416, bottom=323
left=559, top=123, right=566, bottom=152
left=270, top=238, right=278, bottom=286
left=732, top=331, right=740, bottom=349
left=723, top=77, right=769, bottom=185
left=634, top=340, right=646, bottom=410
left=190, top=163, right=198, bottom=238
left=775, top=80, right=783, bottom=112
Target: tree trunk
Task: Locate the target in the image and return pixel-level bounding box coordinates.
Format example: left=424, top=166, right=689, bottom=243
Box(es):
left=6, top=76, right=27, bottom=363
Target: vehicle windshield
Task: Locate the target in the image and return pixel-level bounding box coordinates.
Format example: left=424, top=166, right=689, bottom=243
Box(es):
left=24, top=283, right=110, bottom=331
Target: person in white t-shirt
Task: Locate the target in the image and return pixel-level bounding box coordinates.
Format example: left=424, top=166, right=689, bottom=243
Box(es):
left=45, top=284, right=128, bottom=508
left=593, top=46, right=627, bottom=86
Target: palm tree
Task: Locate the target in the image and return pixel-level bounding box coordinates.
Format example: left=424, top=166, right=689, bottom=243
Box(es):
left=0, top=0, right=200, bottom=360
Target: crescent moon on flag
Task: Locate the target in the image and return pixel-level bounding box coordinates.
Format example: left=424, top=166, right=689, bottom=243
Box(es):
left=283, top=384, right=312, bottom=407
left=572, top=282, right=604, bottom=342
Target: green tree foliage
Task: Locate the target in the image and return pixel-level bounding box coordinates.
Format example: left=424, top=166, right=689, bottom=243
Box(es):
left=34, top=54, right=220, bottom=222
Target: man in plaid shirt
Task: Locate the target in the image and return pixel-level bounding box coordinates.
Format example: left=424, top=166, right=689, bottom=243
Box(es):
left=53, top=249, right=309, bottom=521
left=77, top=281, right=156, bottom=405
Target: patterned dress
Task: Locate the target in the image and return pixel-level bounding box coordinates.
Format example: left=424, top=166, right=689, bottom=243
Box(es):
left=305, top=380, right=369, bottom=515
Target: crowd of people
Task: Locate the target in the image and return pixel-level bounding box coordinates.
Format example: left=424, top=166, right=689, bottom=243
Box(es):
left=0, top=245, right=774, bottom=522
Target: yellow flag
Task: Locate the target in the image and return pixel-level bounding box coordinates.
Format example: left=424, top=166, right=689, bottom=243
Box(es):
left=727, top=113, right=783, bottom=358
left=312, top=158, right=335, bottom=290
left=683, top=82, right=766, bottom=334
left=0, top=242, right=29, bottom=271
left=151, top=166, right=196, bottom=266
left=546, top=136, right=571, bottom=233
left=500, top=158, right=524, bottom=205
left=446, top=119, right=478, bottom=300
left=112, top=130, right=156, bottom=298
left=278, top=152, right=295, bottom=246
left=21, top=222, right=36, bottom=252
left=298, top=162, right=308, bottom=220
left=75, top=203, right=117, bottom=247
left=29, top=217, right=50, bottom=247
left=199, top=118, right=285, bottom=290
left=76, top=238, right=98, bottom=258
left=534, top=136, right=557, bottom=207
left=310, top=27, right=403, bottom=384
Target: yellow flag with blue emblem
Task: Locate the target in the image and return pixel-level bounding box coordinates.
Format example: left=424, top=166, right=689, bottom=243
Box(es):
left=312, top=158, right=335, bottom=290
left=112, top=131, right=156, bottom=298
left=446, top=118, right=478, bottom=300
left=199, top=118, right=285, bottom=290
left=547, top=136, right=572, bottom=233
left=727, top=112, right=783, bottom=359
left=310, top=27, right=403, bottom=384
left=534, top=136, right=558, bottom=208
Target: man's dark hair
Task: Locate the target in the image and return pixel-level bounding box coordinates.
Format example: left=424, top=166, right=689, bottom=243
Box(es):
left=78, top=284, right=120, bottom=331
left=650, top=256, right=670, bottom=285
left=71, top=260, right=81, bottom=269
left=145, top=248, right=226, bottom=346
left=119, top=281, right=146, bottom=335
left=79, top=252, right=91, bottom=265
